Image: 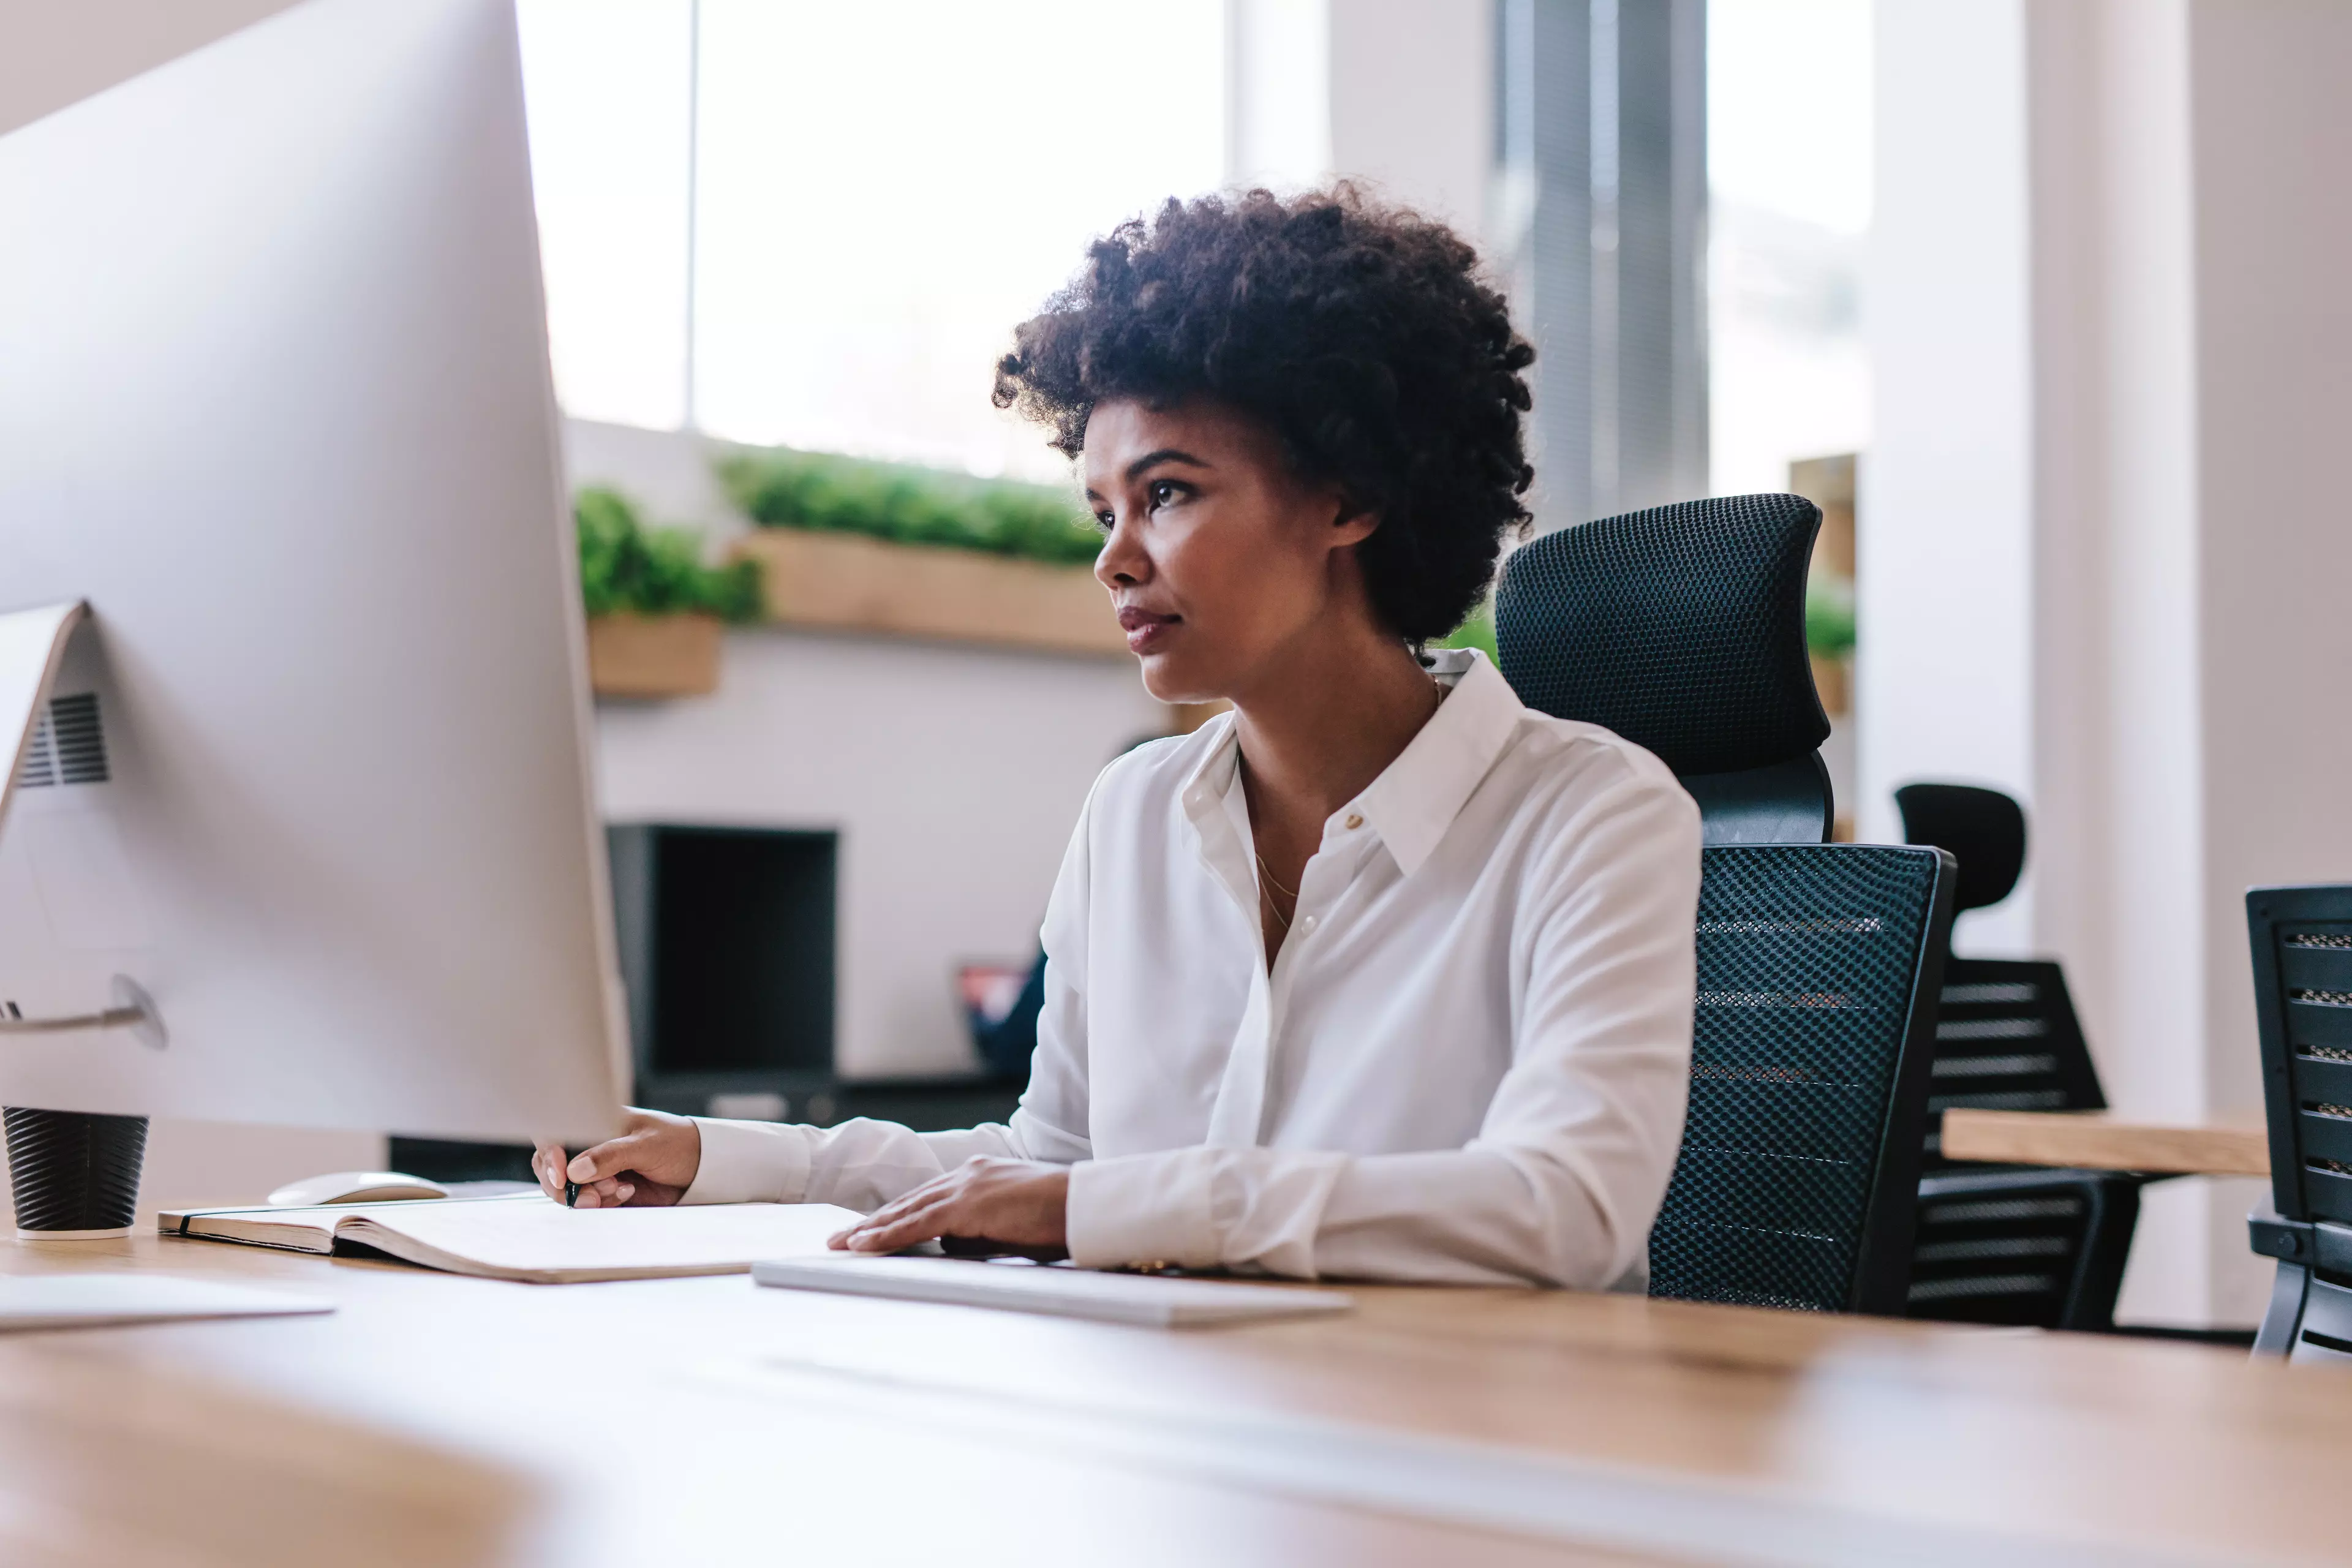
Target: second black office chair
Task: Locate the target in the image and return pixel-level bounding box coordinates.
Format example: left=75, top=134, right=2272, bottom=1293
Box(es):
left=1497, top=494, right=1954, bottom=1314
left=2243, top=884, right=2352, bottom=1361
left=1892, top=782, right=2139, bottom=1332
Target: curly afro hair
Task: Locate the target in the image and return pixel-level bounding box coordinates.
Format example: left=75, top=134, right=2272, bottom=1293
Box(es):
left=992, top=186, right=1535, bottom=644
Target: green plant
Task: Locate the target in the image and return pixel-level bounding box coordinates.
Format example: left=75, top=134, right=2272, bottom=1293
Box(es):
left=717, top=447, right=1102, bottom=566
left=1805, top=570, right=1856, bottom=660
left=1434, top=600, right=1498, bottom=662
left=576, top=486, right=762, bottom=624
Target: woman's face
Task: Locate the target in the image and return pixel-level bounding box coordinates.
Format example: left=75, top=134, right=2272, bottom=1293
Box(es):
left=1084, top=397, right=1376, bottom=703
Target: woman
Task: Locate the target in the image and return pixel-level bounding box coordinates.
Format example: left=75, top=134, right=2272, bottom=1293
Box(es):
left=536, top=188, right=1700, bottom=1287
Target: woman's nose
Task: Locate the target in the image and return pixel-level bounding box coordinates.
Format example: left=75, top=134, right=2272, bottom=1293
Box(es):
left=1094, top=513, right=1148, bottom=589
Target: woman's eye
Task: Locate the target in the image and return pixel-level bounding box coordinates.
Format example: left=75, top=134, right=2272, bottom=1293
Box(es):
left=1093, top=510, right=1116, bottom=532
left=1148, top=480, right=1182, bottom=508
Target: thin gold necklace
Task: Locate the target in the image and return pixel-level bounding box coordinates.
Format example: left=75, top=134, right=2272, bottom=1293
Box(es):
left=1254, top=850, right=1297, bottom=930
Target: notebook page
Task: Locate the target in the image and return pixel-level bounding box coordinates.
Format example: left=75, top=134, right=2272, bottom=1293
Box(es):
left=344, top=1197, right=863, bottom=1280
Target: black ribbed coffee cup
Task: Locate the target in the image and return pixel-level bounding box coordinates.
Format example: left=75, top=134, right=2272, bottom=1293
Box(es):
left=4, top=1107, right=148, bottom=1237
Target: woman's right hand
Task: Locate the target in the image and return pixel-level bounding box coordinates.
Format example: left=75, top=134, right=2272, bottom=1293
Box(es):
left=533, top=1108, right=702, bottom=1208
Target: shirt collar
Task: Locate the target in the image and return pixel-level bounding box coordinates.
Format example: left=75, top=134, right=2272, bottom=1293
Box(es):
left=1354, top=648, right=1524, bottom=875
left=1175, top=647, right=1526, bottom=879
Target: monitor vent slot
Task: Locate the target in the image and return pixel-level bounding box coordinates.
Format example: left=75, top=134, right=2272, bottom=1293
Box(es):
left=11, top=693, right=108, bottom=789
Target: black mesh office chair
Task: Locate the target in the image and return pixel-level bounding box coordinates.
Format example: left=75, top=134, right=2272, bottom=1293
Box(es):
left=2244, top=886, right=2352, bottom=1360
left=1496, top=494, right=1955, bottom=1314
left=1893, top=783, right=2139, bottom=1332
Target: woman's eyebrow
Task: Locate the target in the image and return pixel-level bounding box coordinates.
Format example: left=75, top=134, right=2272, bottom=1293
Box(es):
left=1124, top=448, right=1213, bottom=482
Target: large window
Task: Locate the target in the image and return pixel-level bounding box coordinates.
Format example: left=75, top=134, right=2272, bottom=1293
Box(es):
left=519, top=1, right=1226, bottom=480
left=1705, top=0, right=1871, bottom=495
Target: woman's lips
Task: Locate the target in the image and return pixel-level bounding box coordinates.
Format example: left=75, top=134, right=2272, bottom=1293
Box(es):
left=1117, top=606, right=1180, bottom=654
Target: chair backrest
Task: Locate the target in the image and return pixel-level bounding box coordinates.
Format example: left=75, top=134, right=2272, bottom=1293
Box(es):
left=1922, top=959, right=2105, bottom=1160
left=1891, top=782, right=2108, bottom=1160
left=2246, top=885, right=2352, bottom=1228
left=1909, top=1167, right=2138, bottom=1330
left=1894, top=782, right=2025, bottom=919
left=1648, top=843, right=1956, bottom=1314
left=1495, top=494, right=1833, bottom=845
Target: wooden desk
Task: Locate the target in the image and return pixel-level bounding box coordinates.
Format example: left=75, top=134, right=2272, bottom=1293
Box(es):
left=1942, top=1109, right=2272, bottom=1178
left=0, top=1229, right=2344, bottom=1567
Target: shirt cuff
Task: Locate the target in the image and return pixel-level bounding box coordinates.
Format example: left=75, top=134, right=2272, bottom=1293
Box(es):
left=680, top=1117, right=813, bottom=1205
left=1066, top=1150, right=1221, bottom=1270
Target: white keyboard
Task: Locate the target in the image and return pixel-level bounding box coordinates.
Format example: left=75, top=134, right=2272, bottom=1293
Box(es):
left=751, top=1256, right=1353, bottom=1327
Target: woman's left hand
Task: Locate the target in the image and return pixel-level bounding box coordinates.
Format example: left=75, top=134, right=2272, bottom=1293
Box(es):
left=829, top=1157, right=1069, bottom=1256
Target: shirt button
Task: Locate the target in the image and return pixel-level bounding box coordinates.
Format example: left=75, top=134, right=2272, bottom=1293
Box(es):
left=1343, top=813, right=1363, bottom=831
left=1299, top=915, right=1317, bottom=933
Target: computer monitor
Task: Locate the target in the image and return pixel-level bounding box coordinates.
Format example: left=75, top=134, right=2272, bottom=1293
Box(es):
left=0, top=0, right=627, bottom=1147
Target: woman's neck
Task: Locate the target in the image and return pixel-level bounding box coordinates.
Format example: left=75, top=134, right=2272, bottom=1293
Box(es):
left=1229, top=624, right=1442, bottom=826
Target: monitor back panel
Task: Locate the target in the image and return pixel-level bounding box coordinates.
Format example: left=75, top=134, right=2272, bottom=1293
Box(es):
left=0, top=0, right=627, bottom=1142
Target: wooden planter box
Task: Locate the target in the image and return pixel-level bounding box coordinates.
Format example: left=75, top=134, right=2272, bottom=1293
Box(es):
left=729, top=529, right=1125, bottom=658
left=587, top=612, right=724, bottom=699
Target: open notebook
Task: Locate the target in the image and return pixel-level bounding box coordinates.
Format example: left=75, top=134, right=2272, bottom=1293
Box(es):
left=159, top=1194, right=861, bottom=1284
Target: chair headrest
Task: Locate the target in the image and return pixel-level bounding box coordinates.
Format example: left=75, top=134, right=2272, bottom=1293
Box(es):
left=1493, top=494, right=1830, bottom=776
left=1893, top=783, right=2026, bottom=913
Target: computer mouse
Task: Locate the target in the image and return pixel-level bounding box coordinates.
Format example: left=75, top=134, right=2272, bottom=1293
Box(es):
left=265, top=1170, right=450, bottom=1207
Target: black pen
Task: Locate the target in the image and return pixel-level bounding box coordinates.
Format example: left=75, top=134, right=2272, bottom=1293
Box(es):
left=562, top=1147, right=578, bottom=1208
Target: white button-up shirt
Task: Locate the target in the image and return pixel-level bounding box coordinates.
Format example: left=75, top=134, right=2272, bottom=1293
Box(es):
left=684, top=649, right=1701, bottom=1287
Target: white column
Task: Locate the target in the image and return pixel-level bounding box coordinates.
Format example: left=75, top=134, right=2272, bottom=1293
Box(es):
left=1868, top=0, right=2352, bottom=1324
left=1857, top=0, right=2037, bottom=953
left=2022, top=0, right=2211, bottom=1324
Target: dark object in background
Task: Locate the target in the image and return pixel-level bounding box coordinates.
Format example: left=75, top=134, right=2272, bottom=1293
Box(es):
left=2244, top=884, right=2352, bottom=1361
left=963, top=954, right=1045, bottom=1083
left=1893, top=781, right=2139, bottom=1332
left=396, top=823, right=1012, bottom=1182
left=1892, top=783, right=2027, bottom=916
left=4, top=1107, right=146, bottom=1235
left=1495, top=494, right=1956, bottom=1314
left=609, top=824, right=837, bottom=1096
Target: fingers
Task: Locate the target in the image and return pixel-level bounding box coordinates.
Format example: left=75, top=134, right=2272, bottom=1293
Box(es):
left=556, top=1111, right=701, bottom=1189
left=858, top=1170, right=960, bottom=1228
left=566, top=1134, right=646, bottom=1184
left=827, top=1174, right=959, bottom=1250
left=833, top=1193, right=956, bottom=1253
left=530, top=1143, right=570, bottom=1203
left=829, top=1162, right=1070, bottom=1252
left=568, top=1177, right=636, bottom=1209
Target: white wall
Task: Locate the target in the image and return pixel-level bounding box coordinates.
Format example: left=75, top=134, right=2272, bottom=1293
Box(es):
left=2178, top=0, right=2352, bottom=1324
left=567, top=422, right=1168, bottom=1081
left=595, top=633, right=1163, bottom=1080
left=1868, top=0, right=2352, bottom=1326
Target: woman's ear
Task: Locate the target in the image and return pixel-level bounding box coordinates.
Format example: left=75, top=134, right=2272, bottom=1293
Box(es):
left=1328, top=492, right=1380, bottom=549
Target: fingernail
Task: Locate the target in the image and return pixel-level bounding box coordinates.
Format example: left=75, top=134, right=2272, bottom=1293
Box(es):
left=614, top=1183, right=635, bottom=1202
left=567, top=1156, right=592, bottom=1180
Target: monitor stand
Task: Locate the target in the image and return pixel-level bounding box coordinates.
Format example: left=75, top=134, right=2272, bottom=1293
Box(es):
left=0, top=601, right=163, bottom=1240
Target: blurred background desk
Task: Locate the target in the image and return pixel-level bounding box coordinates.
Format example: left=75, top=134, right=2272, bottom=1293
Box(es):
left=0, top=1227, right=2346, bottom=1566
left=1942, top=1109, right=2270, bottom=1178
